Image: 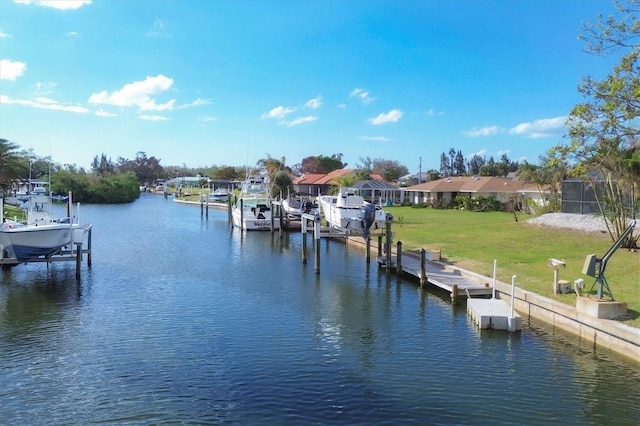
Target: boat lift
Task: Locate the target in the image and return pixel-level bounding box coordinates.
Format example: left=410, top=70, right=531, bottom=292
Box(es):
left=582, top=220, right=636, bottom=301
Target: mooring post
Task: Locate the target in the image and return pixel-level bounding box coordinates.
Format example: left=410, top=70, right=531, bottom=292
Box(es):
left=314, top=215, right=321, bottom=274
left=385, top=221, right=393, bottom=273
left=75, top=242, right=82, bottom=280
left=451, top=284, right=458, bottom=305
left=301, top=217, right=308, bottom=264
left=396, top=241, right=403, bottom=276
left=228, top=197, right=233, bottom=228
left=420, top=248, right=426, bottom=286
left=365, top=237, right=371, bottom=264
left=240, top=199, right=244, bottom=234
left=377, top=235, right=383, bottom=258
left=87, top=226, right=92, bottom=267
left=206, top=195, right=209, bottom=218
left=270, top=202, right=275, bottom=234
left=279, top=202, right=284, bottom=238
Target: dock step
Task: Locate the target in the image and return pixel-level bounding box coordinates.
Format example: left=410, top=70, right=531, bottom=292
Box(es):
left=467, top=298, right=522, bottom=331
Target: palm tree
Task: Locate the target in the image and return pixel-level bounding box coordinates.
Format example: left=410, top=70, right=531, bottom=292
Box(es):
left=0, top=139, right=27, bottom=194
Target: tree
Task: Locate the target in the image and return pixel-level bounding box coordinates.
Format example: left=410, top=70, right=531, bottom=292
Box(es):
left=439, top=152, right=450, bottom=177
left=0, top=139, right=27, bottom=192
left=468, top=154, right=486, bottom=175
left=553, top=0, right=639, bottom=246
left=371, top=158, right=409, bottom=182
left=92, top=153, right=114, bottom=176
left=453, top=150, right=466, bottom=176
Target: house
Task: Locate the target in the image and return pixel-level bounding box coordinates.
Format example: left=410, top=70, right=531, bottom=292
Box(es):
left=292, top=168, right=403, bottom=204
left=403, top=175, right=547, bottom=206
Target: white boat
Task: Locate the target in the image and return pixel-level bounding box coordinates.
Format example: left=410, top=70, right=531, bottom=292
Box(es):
left=231, top=177, right=280, bottom=231
left=208, top=188, right=230, bottom=203
left=0, top=187, right=82, bottom=263
left=281, top=192, right=317, bottom=218
left=317, top=187, right=390, bottom=239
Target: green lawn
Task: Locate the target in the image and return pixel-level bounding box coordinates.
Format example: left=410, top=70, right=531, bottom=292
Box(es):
left=385, top=206, right=640, bottom=327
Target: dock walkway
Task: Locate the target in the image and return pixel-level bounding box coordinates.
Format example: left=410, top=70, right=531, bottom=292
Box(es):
left=378, top=252, right=494, bottom=298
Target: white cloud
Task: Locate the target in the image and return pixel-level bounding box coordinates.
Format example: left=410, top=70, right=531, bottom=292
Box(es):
left=358, top=136, right=391, bottom=142
left=349, top=88, right=375, bottom=105
left=463, top=125, right=500, bottom=137
left=88, top=74, right=176, bottom=111
left=95, top=109, right=116, bottom=117
left=425, top=108, right=444, bottom=116
left=509, top=116, right=567, bottom=138
left=0, top=59, right=27, bottom=81
left=367, top=109, right=403, bottom=125
left=146, top=19, right=170, bottom=38
left=0, top=30, right=11, bottom=38
left=305, top=95, right=322, bottom=109
left=261, top=105, right=295, bottom=119
left=288, top=116, right=317, bottom=127
left=15, top=0, right=92, bottom=10
left=1, top=95, right=89, bottom=113
left=139, top=115, right=169, bottom=121
left=65, top=31, right=81, bottom=38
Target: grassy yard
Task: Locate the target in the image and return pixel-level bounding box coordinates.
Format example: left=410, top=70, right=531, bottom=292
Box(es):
left=385, top=206, right=640, bottom=327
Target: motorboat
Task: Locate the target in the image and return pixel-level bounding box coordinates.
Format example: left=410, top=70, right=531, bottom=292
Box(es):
left=0, top=187, right=83, bottom=263
left=317, top=187, right=390, bottom=239
left=208, top=188, right=230, bottom=203
left=281, top=192, right=317, bottom=218
left=231, top=177, right=280, bottom=231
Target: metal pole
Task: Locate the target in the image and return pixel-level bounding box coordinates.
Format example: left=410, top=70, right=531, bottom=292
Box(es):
left=314, top=216, right=321, bottom=274
left=396, top=241, right=403, bottom=276
left=420, top=248, right=426, bottom=286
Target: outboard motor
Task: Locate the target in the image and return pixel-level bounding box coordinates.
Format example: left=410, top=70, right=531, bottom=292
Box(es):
left=302, top=199, right=314, bottom=214
left=360, top=204, right=377, bottom=240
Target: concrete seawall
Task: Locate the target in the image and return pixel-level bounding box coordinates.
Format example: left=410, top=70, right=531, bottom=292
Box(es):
left=345, top=236, right=640, bottom=362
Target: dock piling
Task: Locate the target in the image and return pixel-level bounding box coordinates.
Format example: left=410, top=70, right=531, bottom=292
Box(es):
left=419, top=248, right=426, bottom=286
left=396, top=241, right=402, bottom=276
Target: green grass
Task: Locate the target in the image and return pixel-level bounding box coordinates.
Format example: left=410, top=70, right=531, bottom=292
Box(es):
left=386, top=206, right=640, bottom=327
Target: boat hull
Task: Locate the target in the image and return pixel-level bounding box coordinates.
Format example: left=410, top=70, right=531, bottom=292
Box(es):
left=317, top=195, right=387, bottom=235
left=231, top=198, right=280, bottom=231
left=0, top=224, right=76, bottom=262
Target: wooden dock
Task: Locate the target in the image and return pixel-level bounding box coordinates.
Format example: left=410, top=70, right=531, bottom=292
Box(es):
left=378, top=253, right=494, bottom=298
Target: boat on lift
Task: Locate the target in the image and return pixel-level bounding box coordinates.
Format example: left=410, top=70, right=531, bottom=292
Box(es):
left=0, top=187, right=82, bottom=263
left=231, top=176, right=280, bottom=231
left=316, top=187, right=390, bottom=239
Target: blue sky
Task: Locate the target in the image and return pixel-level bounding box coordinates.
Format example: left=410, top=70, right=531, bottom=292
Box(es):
left=0, top=0, right=624, bottom=174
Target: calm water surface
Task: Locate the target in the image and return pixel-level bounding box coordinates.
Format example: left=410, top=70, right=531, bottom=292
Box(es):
left=1, top=194, right=638, bottom=425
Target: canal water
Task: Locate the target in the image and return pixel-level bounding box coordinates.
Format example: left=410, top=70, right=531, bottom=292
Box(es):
left=0, top=193, right=638, bottom=425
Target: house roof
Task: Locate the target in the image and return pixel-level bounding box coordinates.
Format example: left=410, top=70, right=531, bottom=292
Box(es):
left=405, top=176, right=542, bottom=193
left=353, top=179, right=402, bottom=191
left=292, top=173, right=325, bottom=185
left=294, top=169, right=388, bottom=186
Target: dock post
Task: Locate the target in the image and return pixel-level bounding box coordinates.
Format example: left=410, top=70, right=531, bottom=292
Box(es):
left=451, top=284, right=458, bottom=305
left=385, top=221, right=392, bottom=275
left=377, top=235, right=383, bottom=258
left=228, top=197, right=233, bottom=228
left=396, top=241, right=402, bottom=276
left=365, top=237, right=371, bottom=264
left=240, top=199, right=244, bottom=234
left=87, top=226, right=92, bottom=267
left=75, top=242, right=82, bottom=280
left=314, top=215, right=321, bottom=274
left=301, top=217, right=308, bottom=264
left=279, top=202, right=284, bottom=238
left=206, top=196, right=209, bottom=218
left=420, top=248, right=426, bottom=286
left=270, top=204, right=275, bottom=234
